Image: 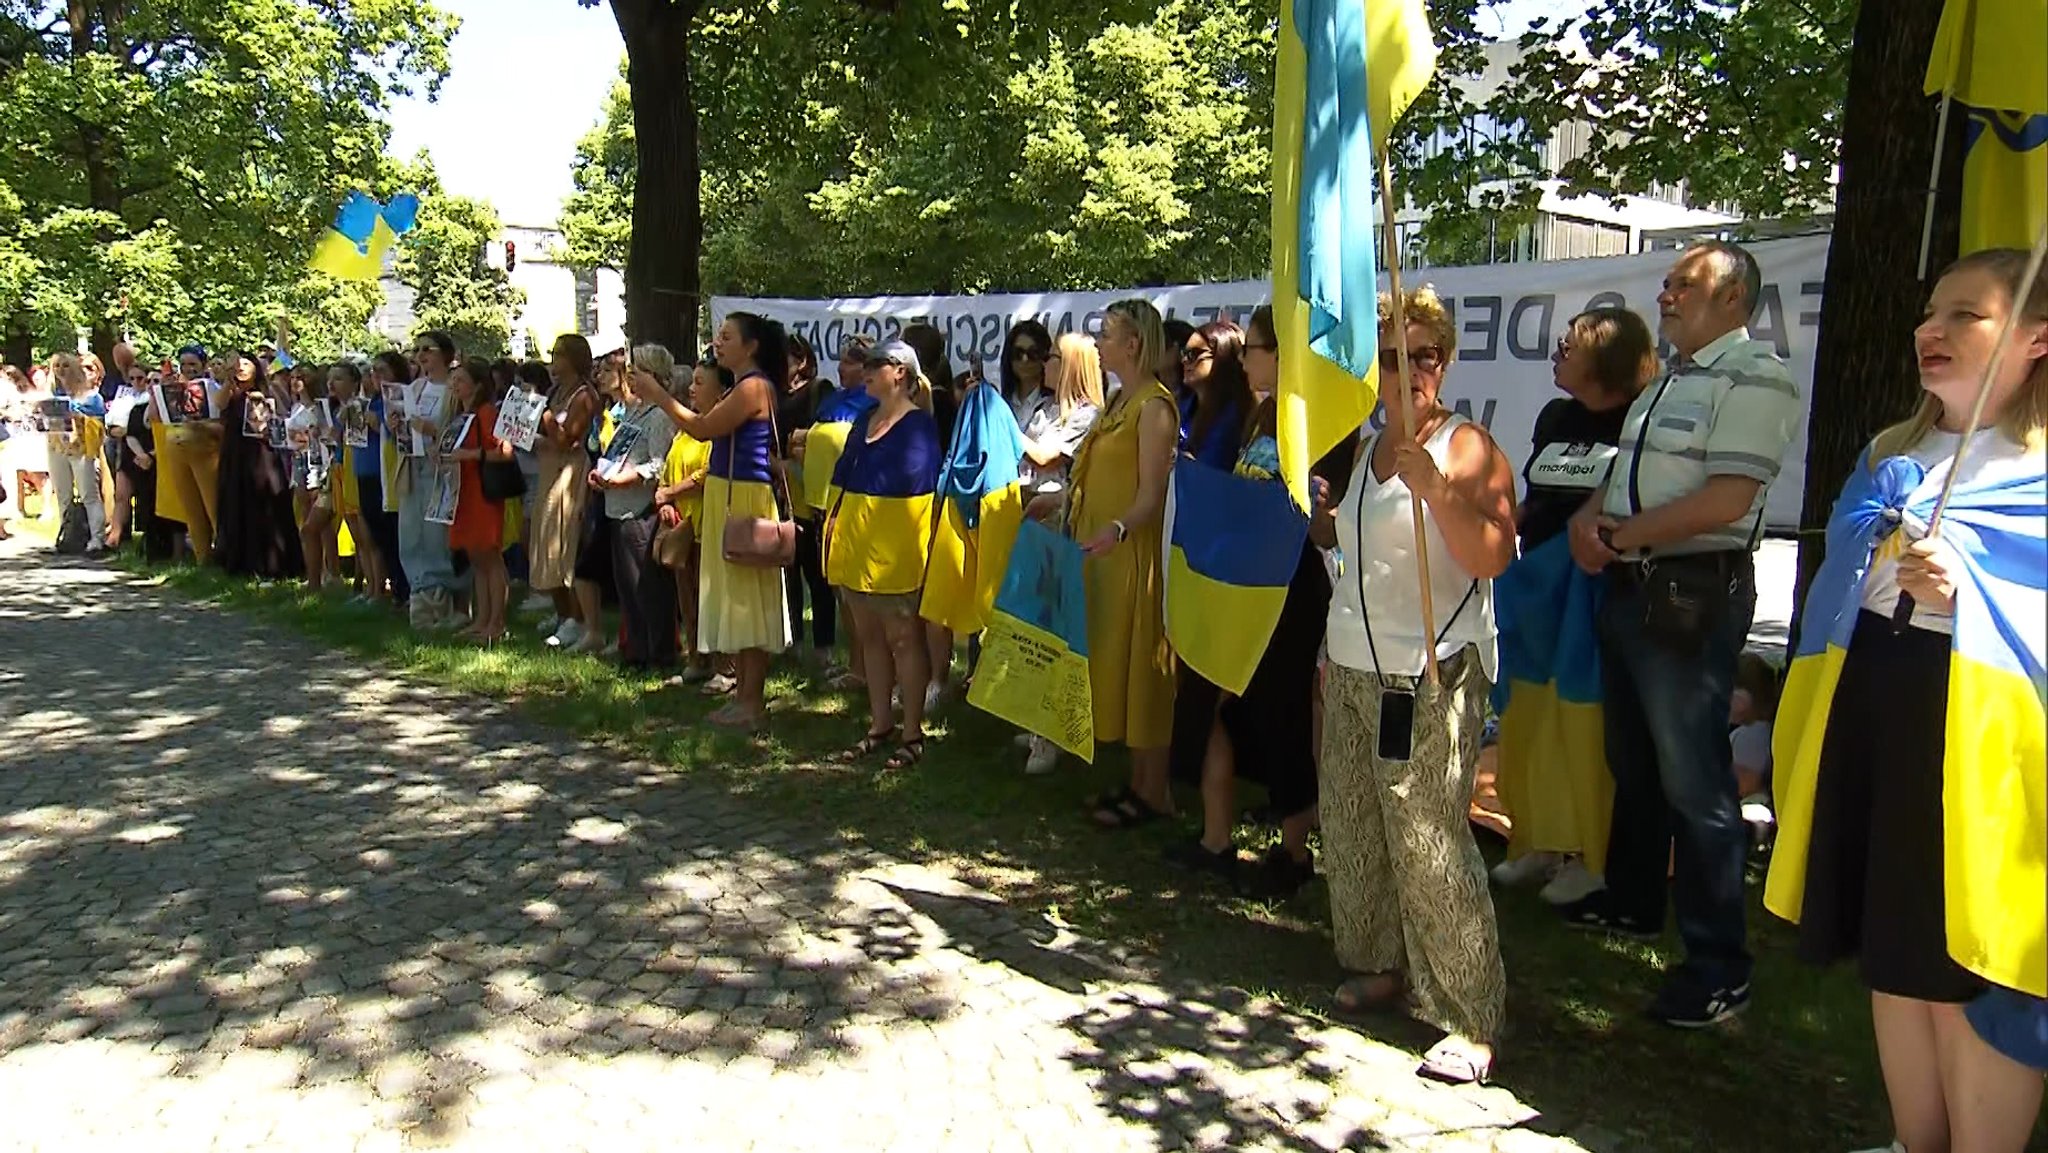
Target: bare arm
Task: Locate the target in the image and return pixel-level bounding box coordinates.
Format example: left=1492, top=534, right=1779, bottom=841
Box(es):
left=1394, top=424, right=1518, bottom=580
left=1078, top=397, right=1178, bottom=557
left=657, top=376, right=769, bottom=442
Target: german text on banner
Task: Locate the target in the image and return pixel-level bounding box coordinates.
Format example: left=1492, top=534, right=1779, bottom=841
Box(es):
left=1767, top=451, right=2048, bottom=997
left=967, top=519, right=1095, bottom=762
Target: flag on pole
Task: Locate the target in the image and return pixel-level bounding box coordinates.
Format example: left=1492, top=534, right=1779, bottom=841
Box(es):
left=1925, top=0, right=2048, bottom=256
left=310, top=191, right=422, bottom=281
left=1270, top=0, right=1437, bottom=512
left=1767, top=451, right=2048, bottom=997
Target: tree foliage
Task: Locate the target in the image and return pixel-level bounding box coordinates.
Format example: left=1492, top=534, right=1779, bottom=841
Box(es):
left=388, top=155, right=522, bottom=362
left=0, top=0, right=457, bottom=361
left=565, top=0, right=1853, bottom=303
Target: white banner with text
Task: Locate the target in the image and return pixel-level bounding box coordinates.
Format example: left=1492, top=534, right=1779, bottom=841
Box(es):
left=715, top=233, right=1832, bottom=529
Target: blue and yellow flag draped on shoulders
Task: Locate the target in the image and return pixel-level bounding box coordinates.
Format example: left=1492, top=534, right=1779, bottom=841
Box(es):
left=823, top=409, right=940, bottom=596
left=923, top=385, right=1027, bottom=635
left=1767, top=449, right=2048, bottom=997
left=1490, top=535, right=1612, bottom=872
left=1162, top=458, right=1307, bottom=694
left=967, top=519, right=1095, bottom=762
left=1926, top=0, right=2047, bottom=257
left=310, top=191, right=421, bottom=282
left=1271, top=0, right=1436, bottom=513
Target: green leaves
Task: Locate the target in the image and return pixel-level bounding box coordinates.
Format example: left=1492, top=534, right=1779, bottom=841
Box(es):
left=393, top=167, right=524, bottom=362
left=0, top=0, right=457, bottom=355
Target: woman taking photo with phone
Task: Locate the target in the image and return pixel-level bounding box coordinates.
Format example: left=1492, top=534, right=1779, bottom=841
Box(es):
left=1311, top=286, right=1518, bottom=1086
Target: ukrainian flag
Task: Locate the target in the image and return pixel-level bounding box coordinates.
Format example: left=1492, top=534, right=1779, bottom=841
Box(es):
left=1490, top=535, right=1612, bottom=872
left=1161, top=459, right=1308, bottom=694
left=1926, top=0, right=2047, bottom=256
left=1271, top=0, right=1435, bottom=512
left=823, top=409, right=941, bottom=596
left=967, top=519, right=1096, bottom=761
left=1767, top=450, right=2048, bottom=997
left=803, top=387, right=878, bottom=518
left=922, top=385, right=1028, bottom=635
left=310, top=191, right=422, bottom=282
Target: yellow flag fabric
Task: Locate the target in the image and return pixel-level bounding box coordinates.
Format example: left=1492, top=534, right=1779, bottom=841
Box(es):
left=1271, top=0, right=1438, bottom=512
left=1925, top=0, right=2048, bottom=256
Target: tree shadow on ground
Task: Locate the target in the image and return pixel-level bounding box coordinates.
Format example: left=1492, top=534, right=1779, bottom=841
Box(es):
left=0, top=552, right=966, bottom=1141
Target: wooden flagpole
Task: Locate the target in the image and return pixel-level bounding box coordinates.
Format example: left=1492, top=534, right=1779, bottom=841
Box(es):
left=1893, top=216, right=2048, bottom=630
left=1377, top=147, right=1442, bottom=685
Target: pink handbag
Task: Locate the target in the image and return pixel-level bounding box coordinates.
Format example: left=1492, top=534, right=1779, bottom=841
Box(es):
left=719, top=407, right=795, bottom=568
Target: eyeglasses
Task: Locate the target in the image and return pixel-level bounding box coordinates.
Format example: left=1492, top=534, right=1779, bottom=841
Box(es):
left=1011, top=345, right=1048, bottom=363
left=1378, top=346, right=1446, bottom=373
left=1179, top=346, right=1214, bottom=364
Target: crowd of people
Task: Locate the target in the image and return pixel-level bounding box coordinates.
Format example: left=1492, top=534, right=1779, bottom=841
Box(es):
left=0, top=241, right=2041, bottom=1147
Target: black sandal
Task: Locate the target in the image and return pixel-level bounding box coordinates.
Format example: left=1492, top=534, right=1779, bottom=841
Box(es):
left=837, top=727, right=898, bottom=763
left=1092, top=790, right=1167, bottom=830
left=885, top=736, right=926, bottom=770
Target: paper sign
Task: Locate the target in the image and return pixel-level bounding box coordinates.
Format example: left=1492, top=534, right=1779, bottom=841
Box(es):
left=966, top=520, right=1094, bottom=761
left=494, top=387, right=548, bottom=452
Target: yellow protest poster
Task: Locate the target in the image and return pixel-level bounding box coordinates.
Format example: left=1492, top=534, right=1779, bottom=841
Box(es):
left=965, top=519, right=1094, bottom=762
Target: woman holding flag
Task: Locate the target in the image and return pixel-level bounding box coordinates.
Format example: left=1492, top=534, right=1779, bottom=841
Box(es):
left=1768, top=247, right=2047, bottom=1153
left=1313, top=287, right=1517, bottom=1085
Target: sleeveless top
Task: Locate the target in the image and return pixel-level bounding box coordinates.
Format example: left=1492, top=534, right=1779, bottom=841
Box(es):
left=1326, top=413, right=1499, bottom=680
left=710, top=407, right=777, bottom=486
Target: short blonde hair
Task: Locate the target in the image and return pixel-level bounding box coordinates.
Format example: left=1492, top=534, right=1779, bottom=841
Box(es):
left=629, top=343, right=677, bottom=387
left=1378, top=285, right=1457, bottom=362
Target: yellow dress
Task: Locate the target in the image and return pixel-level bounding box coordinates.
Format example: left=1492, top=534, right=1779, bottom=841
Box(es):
left=1067, top=381, right=1176, bottom=749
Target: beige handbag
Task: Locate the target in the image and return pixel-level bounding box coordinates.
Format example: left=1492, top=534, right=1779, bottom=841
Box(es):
left=718, top=406, right=796, bottom=568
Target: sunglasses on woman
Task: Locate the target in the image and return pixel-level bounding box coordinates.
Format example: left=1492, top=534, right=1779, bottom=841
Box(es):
left=1378, top=345, right=1446, bottom=373
left=1011, top=345, right=1048, bottom=363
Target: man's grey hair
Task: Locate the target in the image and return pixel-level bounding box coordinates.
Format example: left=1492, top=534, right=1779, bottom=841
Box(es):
left=1690, top=241, right=1763, bottom=318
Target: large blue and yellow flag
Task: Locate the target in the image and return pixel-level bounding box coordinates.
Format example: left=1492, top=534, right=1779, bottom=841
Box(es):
left=967, top=519, right=1095, bottom=762
left=922, top=384, right=1028, bottom=635
left=310, top=191, right=422, bottom=281
left=802, top=385, right=878, bottom=516
left=1489, top=535, right=1612, bottom=873
left=1767, top=450, right=2048, bottom=997
left=1271, top=0, right=1436, bottom=512
left=823, top=408, right=941, bottom=596
left=1926, top=0, right=2047, bottom=256
left=1161, top=459, right=1307, bottom=694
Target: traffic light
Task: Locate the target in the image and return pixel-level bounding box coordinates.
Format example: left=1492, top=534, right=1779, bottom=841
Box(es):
left=504, top=240, right=517, bottom=273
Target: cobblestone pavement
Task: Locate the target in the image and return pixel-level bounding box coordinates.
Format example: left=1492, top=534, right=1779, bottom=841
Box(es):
left=0, top=538, right=1588, bottom=1152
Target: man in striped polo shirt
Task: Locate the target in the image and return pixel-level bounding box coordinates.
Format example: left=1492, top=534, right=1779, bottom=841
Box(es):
left=1563, top=241, right=1804, bottom=1029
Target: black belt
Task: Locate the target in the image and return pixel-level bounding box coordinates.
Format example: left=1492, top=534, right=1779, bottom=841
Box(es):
left=1607, top=550, right=1753, bottom=585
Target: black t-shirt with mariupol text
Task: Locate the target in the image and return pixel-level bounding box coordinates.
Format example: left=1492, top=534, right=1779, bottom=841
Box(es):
left=1519, top=397, right=1629, bottom=550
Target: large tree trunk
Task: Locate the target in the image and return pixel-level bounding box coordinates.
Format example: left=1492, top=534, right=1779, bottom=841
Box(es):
left=1793, top=0, right=1964, bottom=625
left=610, top=0, right=701, bottom=358
left=3, top=319, right=32, bottom=369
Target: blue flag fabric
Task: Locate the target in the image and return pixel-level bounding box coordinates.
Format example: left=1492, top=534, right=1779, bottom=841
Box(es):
left=1161, top=459, right=1308, bottom=694
left=1769, top=447, right=2048, bottom=997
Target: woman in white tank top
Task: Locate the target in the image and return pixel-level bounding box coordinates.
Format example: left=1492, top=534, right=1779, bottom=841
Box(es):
left=1307, top=286, right=1519, bottom=1085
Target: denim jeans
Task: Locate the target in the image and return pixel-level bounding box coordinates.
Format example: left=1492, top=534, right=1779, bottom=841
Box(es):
left=397, top=465, right=455, bottom=596
left=1597, top=554, right=1756, bottom=991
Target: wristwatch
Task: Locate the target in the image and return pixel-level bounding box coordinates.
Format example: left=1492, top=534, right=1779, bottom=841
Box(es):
left=1111, top=519, right=1129, bottom=543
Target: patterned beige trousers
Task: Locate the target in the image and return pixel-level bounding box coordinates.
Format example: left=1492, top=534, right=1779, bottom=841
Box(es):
left=1319, top=648, right=1506, bottom=1044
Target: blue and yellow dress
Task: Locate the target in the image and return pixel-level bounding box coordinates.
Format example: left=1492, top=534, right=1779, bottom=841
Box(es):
left=825, top=407, right=941, bottom=606
left=699, top=406, right=792, bottom=654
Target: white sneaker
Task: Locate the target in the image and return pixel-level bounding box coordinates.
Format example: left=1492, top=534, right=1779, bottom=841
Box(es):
left=535, top=614, right=562, bottom=637
left=1024, top=736, right=1059, bottom=776
left=1539, top=858, right=1606, bottom=906
left=1490, top=851, right=1559, bottom=888
left=546, top=619, right=585, bottom=650
left=1013, top=732, right=1035, bottom=750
